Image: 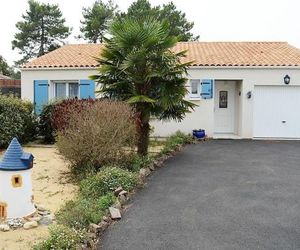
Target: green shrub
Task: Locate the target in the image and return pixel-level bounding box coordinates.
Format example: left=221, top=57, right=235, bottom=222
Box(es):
left=80, top=167, right=138, bottom=199
left=0, top=94, right=37, bottom=147
left=56, top=100, right=136, bottom=177
left=161, top=131, right=193, bottom=154
left=56, top=193, right=115, bottom=230
left=32, top=224, right=85, bottom=250
left=38, top=102, right=56, bottom=143
left=130, top=155, right=154, bottom=172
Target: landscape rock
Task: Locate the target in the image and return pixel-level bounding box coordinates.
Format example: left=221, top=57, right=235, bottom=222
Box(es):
left=36, top=204, right=47, bottom=212
left=6, top=218, right=24, bottom=229
left=38, top=210, right=50, bottom=216
left=102, top=216, right=110, bottom=222
left=118, top=195, right=127, bottom=205
left=28, top=216, right=42, bottom=222
left=89, top=223, right=101, bottom=234
left=119, top=190, right=128, bottom=196
left=98, top=221, right=109, bottom=232
left=114, top=187, right=123, bottom=196
left=149, top=164, right=155, bottom=171
left=109, top=207, right=121, bottom=219
left=39, top=214, right=54, bottom=225
left=0, top=224, right=10, bottom=232
left=139, top=168, right=151, bottom=178
left=23, top=221, right=38, bottom=230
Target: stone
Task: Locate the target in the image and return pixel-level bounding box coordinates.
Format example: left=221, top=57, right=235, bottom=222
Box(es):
left=6, top=218, right=24, bottom=229
left=98, top=221, right=109, bottom=232
left=109, top=207, right=121, bottom=219
left=23, top=221, right=38, bottom=230
left=39, top=214, right=54, bottom=225
left=102, top=216, right=110, bottom=222
left=36, top=204, right=47, bottom=212
left=38, top=210, right=50, bottom=216
left=149, top=164, right=155, bottom=171
left=89, top=223, right=101, bottom=234
left=139, top=168, right=151, bottom=178
left=118, top=194, right=127, bottom=205
left=119, top=190, right=128, bottom=196
left=28, top=216, right=42, bottom=222
left=114, top=187, right=123, bottom=196
left=0, top=224, right=10, bottom=232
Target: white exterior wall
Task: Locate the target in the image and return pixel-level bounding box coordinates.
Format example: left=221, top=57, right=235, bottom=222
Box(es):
left=21, top=68, right=98, bottom=102
left=0, top=169, right=35, bottom=218
left=151, top=67, right=300, bottom=138
left=21, top=67, right=300, bottom=139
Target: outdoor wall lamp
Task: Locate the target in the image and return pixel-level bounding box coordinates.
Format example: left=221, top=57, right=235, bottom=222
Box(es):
left=247, top=91, right=252, bottom=99
left=284, top=74, right=290, bottom=84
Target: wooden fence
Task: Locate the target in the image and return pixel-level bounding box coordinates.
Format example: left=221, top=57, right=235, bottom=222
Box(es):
left=0, top=79, right=21, bottom=96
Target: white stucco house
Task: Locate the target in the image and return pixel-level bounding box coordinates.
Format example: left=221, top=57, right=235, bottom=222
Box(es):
left=21, top=41, right=300, bottom=139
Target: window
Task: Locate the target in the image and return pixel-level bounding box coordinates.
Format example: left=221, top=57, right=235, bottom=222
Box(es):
left=219, top=91, right=228, bottom=108
left=189, top=79, right=201, bottom=99
left=54, top=81, right=79, bottom=99
left=11, top=175, right=22, bottom=188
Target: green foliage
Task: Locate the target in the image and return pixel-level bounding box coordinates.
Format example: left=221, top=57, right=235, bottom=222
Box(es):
left=91, top=17, right=195, bottom=155
left=80, top=0, right=118, bottom=43
left=119, top=0, right=199, bottom=41
left=56, top=193, right=115, bottom=230
left=130, top=155, right=154, bottom=172
left=12, top=0, right=70, bottom=64
left=80, top=167, right=138, bottom=199
left=161, top=131, right=193, bottom=154
left=38, top=102, right=56, bottom=143
left=32, top=224, right=85, bottom=250
left=0, top=94, right=37, bottom=147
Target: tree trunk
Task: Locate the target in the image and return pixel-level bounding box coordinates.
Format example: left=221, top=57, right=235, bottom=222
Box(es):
left=136, top=112, right=150, bottom=156
left=39, top=17, right=45, bottom=56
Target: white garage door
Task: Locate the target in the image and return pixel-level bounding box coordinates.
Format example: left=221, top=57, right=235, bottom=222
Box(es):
left=253, top=86, right=300, bottom=138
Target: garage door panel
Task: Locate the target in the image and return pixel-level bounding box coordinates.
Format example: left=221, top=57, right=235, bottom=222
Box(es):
left=253, top=86, right=300, bottom=138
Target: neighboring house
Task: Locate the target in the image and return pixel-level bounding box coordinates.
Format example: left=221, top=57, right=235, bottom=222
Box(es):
left=0, top=74, right=21, bottom=96
left=21, top=42, right=300, bottom=139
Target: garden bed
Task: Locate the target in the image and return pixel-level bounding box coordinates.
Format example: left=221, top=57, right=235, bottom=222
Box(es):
left=0, top=147, right=78, bottom=250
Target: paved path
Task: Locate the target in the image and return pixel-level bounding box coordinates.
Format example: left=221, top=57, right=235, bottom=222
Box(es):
left=99, top=140, right=300, bottom=250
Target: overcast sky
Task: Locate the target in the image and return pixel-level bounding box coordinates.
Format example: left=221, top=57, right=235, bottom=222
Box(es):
left=1, top=0, right=299, bottom=66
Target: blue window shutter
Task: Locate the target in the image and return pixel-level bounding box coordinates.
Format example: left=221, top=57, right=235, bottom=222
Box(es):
left=201, top=79, right=213, bottom=99
left=79, top=80, right=95, bottom=99
left=34, top=80, right=49, bottom=115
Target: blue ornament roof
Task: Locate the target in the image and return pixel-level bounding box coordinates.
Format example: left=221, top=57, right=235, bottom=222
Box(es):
left=0, top=138, right=34, bottom=171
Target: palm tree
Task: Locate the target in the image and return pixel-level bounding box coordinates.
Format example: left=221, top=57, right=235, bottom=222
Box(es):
left=91, top=17, right=195, bottom=156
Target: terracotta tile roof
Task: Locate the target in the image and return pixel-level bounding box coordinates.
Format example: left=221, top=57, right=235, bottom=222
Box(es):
left=22, top=42, right=300, bottom=69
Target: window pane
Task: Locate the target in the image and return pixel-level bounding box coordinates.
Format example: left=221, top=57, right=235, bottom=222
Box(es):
left=190, top=80, right=199, bottom=94
left=69, top=83, right=79, bottom=98
left=56, top=83, right=66, bottom=99
left=219, top=91, right=228, bottom=108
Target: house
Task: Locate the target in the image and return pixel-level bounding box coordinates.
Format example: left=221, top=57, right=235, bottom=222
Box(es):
left=21, top=42, right=300, bottom=139
left=0, top=138, right=35, bottom=219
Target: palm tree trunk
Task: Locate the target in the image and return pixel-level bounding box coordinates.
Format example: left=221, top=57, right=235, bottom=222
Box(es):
left=136, top=111, right=150, bottom=156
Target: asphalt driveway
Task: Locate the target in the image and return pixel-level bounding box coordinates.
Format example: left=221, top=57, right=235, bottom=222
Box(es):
left=99, top=140, right=300, bottom=250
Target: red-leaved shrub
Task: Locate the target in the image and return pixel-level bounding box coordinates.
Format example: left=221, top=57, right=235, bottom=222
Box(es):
left=51, top=99, right=96, bottom=132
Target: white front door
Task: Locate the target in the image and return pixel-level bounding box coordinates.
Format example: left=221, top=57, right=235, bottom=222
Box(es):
left=214, top=81, right=236, bottom=133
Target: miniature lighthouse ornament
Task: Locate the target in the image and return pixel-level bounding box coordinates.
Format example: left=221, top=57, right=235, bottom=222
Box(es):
left=0, top=138, right=35, bottom=219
